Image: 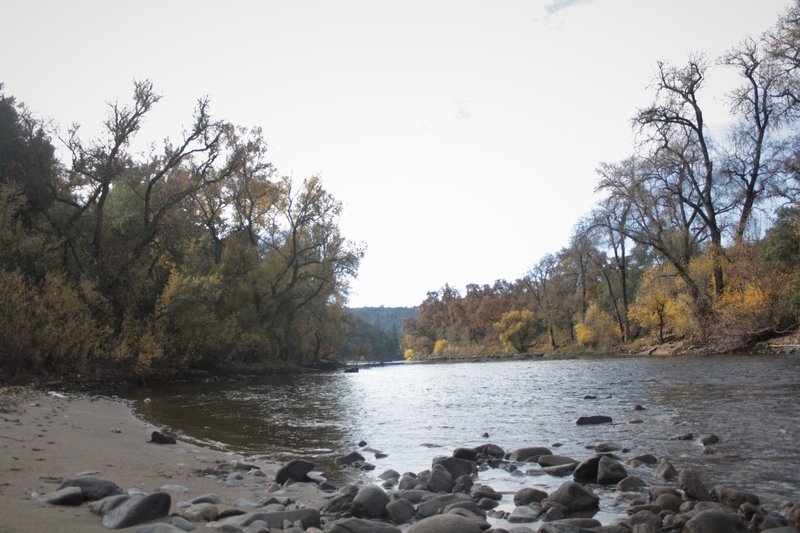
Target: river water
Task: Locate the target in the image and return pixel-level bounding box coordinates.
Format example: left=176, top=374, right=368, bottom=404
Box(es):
left=127, top=355, right=800, bottom=524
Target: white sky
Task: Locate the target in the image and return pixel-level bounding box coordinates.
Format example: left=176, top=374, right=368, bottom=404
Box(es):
left=2, top=0, right=793, bottom=307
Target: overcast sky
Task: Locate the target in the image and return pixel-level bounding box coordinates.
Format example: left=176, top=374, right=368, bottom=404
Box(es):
left=2, top=0, right=794, bottom=307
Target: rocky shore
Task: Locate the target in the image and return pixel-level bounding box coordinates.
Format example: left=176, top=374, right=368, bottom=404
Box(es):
left=1, top=388, right=798, bottom=533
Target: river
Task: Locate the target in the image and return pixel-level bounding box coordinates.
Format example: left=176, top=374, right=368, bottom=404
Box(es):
left=127, top=354, right=800, bottom=524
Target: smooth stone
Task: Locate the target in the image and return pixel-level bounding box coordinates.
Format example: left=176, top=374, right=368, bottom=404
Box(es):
left=135, top=525, right=188, bottom=533
left=576, top=415, right=612, bottom=425
left=188, top=493, right=223, bottom=505
left=275, top=459, right=314, bottom=484
left=427, top=464, right=454, bottom=493
left=627, top=454, right=658, bottom=466
left=407, top=513, right=489, bottom=533
left=325, top=517, right=401, bottom=533
left=538, top=455, right=578, bottom=467
left=654, top=492, right=682, bottom=513
left=350, top=485, right=389, bottom=519
left=378, top=469, right=400, bottom=481
left=183, top=503, right=219, bottom=521
left=514, top=487, right=548, bottom=506
left=597, top=455, right=628, bottom=485
left=712, top=485, right=759, bottom=508
left=507, top=505, right=540, bottom=523
left=149, top=431, right=177, bottom=444
left=544, top=481, right=599, bottom=513
left=88, top=495, right=130, bottom=515
left=453, top=447, right=479, bottom=461
left=171, top=516, right=196, bottom=531
left=508, top=447, right=552, bottom=462
left=386, top=497, right=415, bottom=525
left=542, top=463, right=578, bottom=476
left=470, top=484, right=502, bottom=502
left=102, top=492, right=172, bottom=529
left=473, top=443, right=505, bottom=458
left=617, top=475, right=646, bottom=492
left=684, top=509, right=747, bottom=532
left=160, top=484, right=189, bottom=494
left=57, top=476, right=124, bottom=501
left=40, top=486, right=84, bottom=506
left=432, top=456, right=477, bottom=479
left=572, top=455, right=602, bottom=484
left=678, top=468, right=713, bottom=501
left=417, top=493, right=474, bottom=518
left=696, top=434, right=720, bottom=446
left=335, top=451, right=365, bottom=467
left=654, top=458, right=678, bottom=480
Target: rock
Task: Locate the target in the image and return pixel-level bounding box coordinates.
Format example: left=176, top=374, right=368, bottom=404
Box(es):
left=321, top=488, right=357, bottom=515
left=542, top=463, right=578, bottom=476
left=629, top=509, right=661, bottom=528
left=576, top=415, right=612, bottom=425
left=350, top=485, right=389, bottom=519
left=102, top=492, right=172, bottom=529
left=597, top=455, right=628, bottom=485
left=417, top=493, right=474, bottom=518
left=443, top=500, right=486, bottom=518
left=453, top=447, right=478, bottom=461
left=514, top=487, right=548, bottom=506
left=625, top=418, right=644, bottom=424
left=188, top=493, right=224, bottom=505
left=470, top=484, right=502, bottom=502
left=170, top=516, right=196, bottom=531
left=474, top=443, right=505, bottom=458
left=275, top=459, right=314, bottom=484
left=538, top=455, right=578, bottom=468
left=149, top=430, right=177, bottom=444
left=88, top=495, right=130, bottom=515
left=407, top=513, right=489, bottom=533
left=452, top=474, right=474, bottom=494
left=378, top=469, right=400, bottom=481
left=696, top=434, right=720, bottom=446
left=183, top=503, right=219, bottom=521
left=335, top=451, right=365, bottom=467
left=684, top=508, right=747, bottom=532
left=325, top=517, right=401, bottom=533
left=160, top=484, right=189, bottom=494
left=654, top=492, right=682, bottom=513
left=678, top=467, right=713, bottom=501
left=508, top=505, right=541, bottom=523
left=788, top=502, right=800, bottom=528
left=397, top=474, right=418, bottom=491
left=57, top=476, right=124, bottom=501
left=213, top=509, right=321, bottom=530
left=634, top=404, right=646, bottom=410
left=538, top=518, right=602, bottom=532
left=427, top=464, right=454, bottom=493
left=617, top=475, right=646, bottom=492
left=477, top=497, right=499, bottom=510
left=670, top=432, right=694, bottom=441
left=544, top=481, right=599, bottom=513
left=572, top=455, right=602, bottom=484
left=386, top=497, right=415, bottom=524
left=134, top=525, right=188, bottom=533
left=712, top=486, right=759, bottom=508
left=594, top=441, right=622, bottom=452
left=433, top=456, right=477, bottom=479
left=508, top=447, right=552, bottom=462
left=242, top=521, right=271, bottom=533
left=40, top=486, right=84, bottom=505
left=627, top=454, right=658, bottom=466
left=654, top=457, right=678, bottom=480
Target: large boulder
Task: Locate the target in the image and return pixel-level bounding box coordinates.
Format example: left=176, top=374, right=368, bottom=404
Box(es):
left=275, top=459, right=314, bottom=484
left=538, top=455, right=578, bottom=468
left=545, top=481, right=599, bottom=514
left=417, top=493, right=473, bottom=518
left=40, top=487, right=83, bottom=506
left=508, top=447, right=552, bottom=462
left=432, top=456, right=477, bottom=479
left=654, top=457, right=678, bottom=480
left=350, top=485, right=389, bottom=519
left=335, top=451, right=366, bottom=467
left=101, top=492, right=171, bottom=529
left=514, top=487, right=548, bottom=506
left=407, top=513, right=489, bottom=533
left=597, top=455, right=627, bottom=485
left=453, top=447, right=478, bottom=461
left=386, top=497, right=415, bottom=525
left=684, top=509, right=747, bottom=532
left=572, top=455, right=602, bottom=483
left=538, top=518, right=602, bottom=532
left=473, top=443, right=505, bottom=458
left=57, top=476, right=124, bottom=501
left=427, top=464, right=454, bottom=493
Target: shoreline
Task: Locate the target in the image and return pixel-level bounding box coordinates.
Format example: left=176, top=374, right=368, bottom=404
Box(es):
left=0, top=388, right=330, bottom=533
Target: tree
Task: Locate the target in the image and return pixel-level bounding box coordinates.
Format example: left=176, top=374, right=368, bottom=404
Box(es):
left=496, top=309, right=537, bottom=353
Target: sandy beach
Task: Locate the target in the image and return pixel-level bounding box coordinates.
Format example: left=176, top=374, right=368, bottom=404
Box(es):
left=0, top=387, right=328, bottom=533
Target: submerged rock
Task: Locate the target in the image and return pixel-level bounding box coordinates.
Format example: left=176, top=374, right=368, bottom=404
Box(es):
left=576, top=415, right=612, bottom=425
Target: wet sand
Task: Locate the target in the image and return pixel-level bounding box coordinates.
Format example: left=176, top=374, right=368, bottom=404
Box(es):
left=0, top=388, right=325, bottom=533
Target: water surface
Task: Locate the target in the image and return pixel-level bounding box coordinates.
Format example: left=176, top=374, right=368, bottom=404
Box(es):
left=128, top=355, right=800, bottom=523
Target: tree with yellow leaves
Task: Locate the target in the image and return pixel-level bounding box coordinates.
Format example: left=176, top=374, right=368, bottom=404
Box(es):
left=496, top=309, right=537, bottom=353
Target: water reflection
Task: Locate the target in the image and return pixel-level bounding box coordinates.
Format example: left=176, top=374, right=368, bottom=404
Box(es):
left=127, top=354, right=800, bottom=509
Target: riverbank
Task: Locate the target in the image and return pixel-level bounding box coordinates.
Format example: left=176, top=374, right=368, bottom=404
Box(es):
left=0, top=387, right=328, bottom=532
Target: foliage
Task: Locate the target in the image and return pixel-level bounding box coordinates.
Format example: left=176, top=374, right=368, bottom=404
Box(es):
left=575, top=303, right=619, bottom=346
left=433, top=338, right=449, bottom=357
left=496, top=309, right=537, bottom=353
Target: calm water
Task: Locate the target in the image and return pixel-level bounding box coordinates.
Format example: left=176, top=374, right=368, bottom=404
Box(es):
left=127, top=355, right=800, bottom=523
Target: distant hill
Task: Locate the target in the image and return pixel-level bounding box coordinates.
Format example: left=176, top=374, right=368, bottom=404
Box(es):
left=347, top=306, right=418, bottom=333
left=340, top=306, right=419, bottom=361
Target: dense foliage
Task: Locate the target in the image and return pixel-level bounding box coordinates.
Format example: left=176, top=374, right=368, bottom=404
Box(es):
left=404, top=3, right=800, bottom=358
left=0, top=83, right=363, bottom=380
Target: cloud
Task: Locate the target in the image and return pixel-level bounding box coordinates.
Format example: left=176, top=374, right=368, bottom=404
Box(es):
left=454, top=107, right=472, bottom=121
left=544, top=0, right=592, bottom=15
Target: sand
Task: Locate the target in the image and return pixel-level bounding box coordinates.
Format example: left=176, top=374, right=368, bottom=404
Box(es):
left=0, top=387, right=328, bottom=533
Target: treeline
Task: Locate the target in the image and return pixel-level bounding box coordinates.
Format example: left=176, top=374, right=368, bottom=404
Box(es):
left=0, top=81, right=364, bottom=380
left=404, top=3, right=800, bottom=359
left=340, top=307, right=418, bottom=361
